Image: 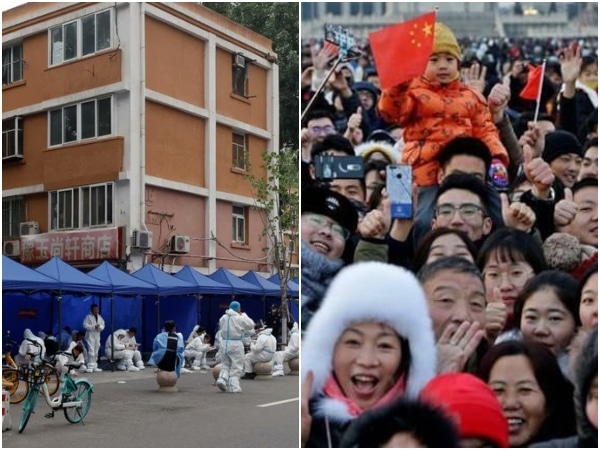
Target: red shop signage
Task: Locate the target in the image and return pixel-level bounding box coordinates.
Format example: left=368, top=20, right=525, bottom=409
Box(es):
left=20, top=227, right=124, bottom=264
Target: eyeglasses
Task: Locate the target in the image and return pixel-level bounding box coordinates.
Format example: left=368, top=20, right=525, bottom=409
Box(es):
left=434, top=203, right=486, bottom=219
left=483, top=268, right=533, bottom=286
left=309, top=125, right=336, bottom=136
left=303, top=213, right=349, bottom=240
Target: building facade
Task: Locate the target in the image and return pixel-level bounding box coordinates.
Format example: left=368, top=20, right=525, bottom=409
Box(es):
left=2, top=2, right=280, bottom=276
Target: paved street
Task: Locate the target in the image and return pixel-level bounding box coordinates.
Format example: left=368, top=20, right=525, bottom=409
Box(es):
left=3, top=368, right=299, bottom=448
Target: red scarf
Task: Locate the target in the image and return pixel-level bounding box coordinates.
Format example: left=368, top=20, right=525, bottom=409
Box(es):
left=322, top=374, right=406, bottom=418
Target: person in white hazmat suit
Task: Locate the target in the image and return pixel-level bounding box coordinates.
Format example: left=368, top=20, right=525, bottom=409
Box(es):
left=16, top=329, right=46, bottom=366
left=242, top=325, right=277, bottom=379
left=83, top=303, right=105, bottom=372
left=56, top=341, right=87, bottom=377
left=216, top=301, right=254, bottom=393
left=123, top=327, right=145, bottom=370
left=184, top=334, right=214, bottom=371
left=271, top=322, right=299, bottom=377
left=105, top=329, right=138, bottom=371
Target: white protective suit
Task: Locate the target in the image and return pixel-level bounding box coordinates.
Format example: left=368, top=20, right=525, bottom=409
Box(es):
left=56, top=341, right=87, bottom=376
left=83, top=310, right=105, bottom=371
left=184, top=336, right=210, bottom=370
left=243, top=327, right=277, bottom=374
left=214, top=328, right=222, bottom=364
left=217, top=309, right=254, bottom=393
left=272, top=322, right=300, bottom=376
left=122, top=330, right=145, bottom=369
left=16, top=329, right=46, bottom=366
left=185, top=326, right=202, bottom=345
left=104, top=329, right=138, bottom=371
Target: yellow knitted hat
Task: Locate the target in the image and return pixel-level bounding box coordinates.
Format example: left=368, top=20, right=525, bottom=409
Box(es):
left=433, top=22, right=461, bottom=61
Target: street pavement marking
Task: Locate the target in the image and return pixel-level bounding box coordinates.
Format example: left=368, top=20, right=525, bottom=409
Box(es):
left=257, top=397, right=299, bottom=407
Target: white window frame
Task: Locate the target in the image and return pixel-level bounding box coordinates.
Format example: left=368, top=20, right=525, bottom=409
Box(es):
left=232, top=205, right=246, bottom=243
left=232, top=132, right=247, bottom=170
left=49, top=9, right=112, bottom=67
left=2, top=117, right=23, bottom=159
left=3, top=196, right=25, bottom=237
left=49, top=182, right=114, bottom=231
left=48, top=96, right=112, bottom=147
left=2, top=44, right=24, bottom=85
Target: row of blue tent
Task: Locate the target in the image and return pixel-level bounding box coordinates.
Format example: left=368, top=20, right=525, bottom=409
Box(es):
left=2, top=255, right=299, bottom=351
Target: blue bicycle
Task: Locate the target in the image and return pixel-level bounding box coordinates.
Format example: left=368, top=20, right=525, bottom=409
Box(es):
left=18, top=345, right=94, bottom=433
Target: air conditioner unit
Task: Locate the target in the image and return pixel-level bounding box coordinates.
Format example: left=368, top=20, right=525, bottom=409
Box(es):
left=19, top=221, right=39, bottom=236
left=3, top=240, right=21, bottom=257
left=234, top=53, right=246, bottom=68
left=131, top=230, right=153, bottom=249
left=169, top=235, right=190, bottom=254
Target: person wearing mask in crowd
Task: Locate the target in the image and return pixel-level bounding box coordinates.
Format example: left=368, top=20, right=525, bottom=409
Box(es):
left=82, top=303, right=105, bottom=373
left=216, top=301, right=255, bottom=393
left=16, top=329, right=46, bottom=366
left=418, top=257, right=486, bottom=374
left=413, top=228, right=477, bottom=273
left=420, top=373, right=509, bottom=448
left=477, top=228, right=547, bottom=343
left=531, top=327, right=598, bottom=448
left=272, top=322, right=299, bottom=377
left=478, top=340, right=576, bottom=447
left=122, top=327, right=144, bottom=370
left=148, top=320, right=184, bottom=378
left=554, top=177, right=598, bottom=248
left=514, top=271, right=580, bottom=377
left=378, top=22, right=509, bottom=192
left=301, top=262, right=436, bottom=447
left=242, top=324, right=277, bottom=380
left=338, top=395, right=461, bottom=448
left=578, top=138, right=598, bottom=180
left=301, top=185, right=358, bottom=334
left=105, top=329, right=138, bottom=372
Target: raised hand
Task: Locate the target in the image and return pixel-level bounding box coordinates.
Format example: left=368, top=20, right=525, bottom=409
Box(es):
left=484, top=292, right=508, bottom=343
left=311, top=43, right=338, bottom=71
left=560, top=44, right=582, bottom=84
left=501, top=193, right=536, bottom=232
left=436, top=321, right=484, bottom=374
left=554, top=188, right=577, bottom=228
left=461, top=62, right=487, bottom=94
left=488, top=83, right=510, bottom=123
left=358, top=189, right=391, bottom=239
left=523, top=143, right=555, bottom=199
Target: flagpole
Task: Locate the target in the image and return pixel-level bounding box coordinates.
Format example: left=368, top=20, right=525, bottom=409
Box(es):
left=533, top=59, right=547, bottom=123
left=301, top=55, right=344, bottom=123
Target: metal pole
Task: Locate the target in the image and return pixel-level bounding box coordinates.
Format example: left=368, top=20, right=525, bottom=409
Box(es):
left=110, top=293, right=115, bottom=372
left=300, top=55, right=344, bottom=123
left=57, top=292, right=63, bottom=351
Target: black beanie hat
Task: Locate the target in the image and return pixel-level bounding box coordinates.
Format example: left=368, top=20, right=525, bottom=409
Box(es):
left=542, top=130, right=583, bottom=163
left=301, top=186, right=358, bottom=235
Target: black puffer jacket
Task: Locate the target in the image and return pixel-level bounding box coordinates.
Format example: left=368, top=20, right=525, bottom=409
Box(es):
left=531, top=328, right=598, bottom=448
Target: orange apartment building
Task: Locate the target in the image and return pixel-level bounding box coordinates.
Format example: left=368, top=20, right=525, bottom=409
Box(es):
left=2, top=2, right=289, bottom=277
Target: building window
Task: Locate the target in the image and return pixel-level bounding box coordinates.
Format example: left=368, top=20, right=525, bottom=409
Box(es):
left=326, top=3, right=342, bottom=15
left=232, top=53, right=247, bottom=96
left=49, top=182, right=113, bottom=230
left=2, top=117, right=23, bottom=160
left=50, top=10, right=111, bottom=66
left=49, top=97, right=112, bottom=146
left=2, top=197, right=25, bottom=237
left=232, top=205, right=246, bottom=243
left=232, top=132, right=247, bottom=170
left=2, top=44, right=23, bottom=85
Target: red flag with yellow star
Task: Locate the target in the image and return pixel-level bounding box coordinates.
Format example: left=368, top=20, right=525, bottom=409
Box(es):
left=369, top=11, right=436, bottom=89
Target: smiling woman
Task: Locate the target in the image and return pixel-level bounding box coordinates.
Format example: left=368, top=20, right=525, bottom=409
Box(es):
left=301, top=262, right=436, bottom=447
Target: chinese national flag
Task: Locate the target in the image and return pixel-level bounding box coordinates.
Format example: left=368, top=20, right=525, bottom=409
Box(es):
left=369, top=11, right=436, bottom=89
left=519, top=64, right=543, bottom=100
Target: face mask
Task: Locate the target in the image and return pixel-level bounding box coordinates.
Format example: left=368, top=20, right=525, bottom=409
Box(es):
left=583, top=79, right=598, bottom=91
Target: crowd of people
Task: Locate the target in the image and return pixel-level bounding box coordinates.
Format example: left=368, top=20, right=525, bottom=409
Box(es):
left=300, top=19, right=597, bottom=449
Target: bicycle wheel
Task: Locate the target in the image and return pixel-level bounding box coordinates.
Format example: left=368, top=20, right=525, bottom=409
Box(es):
left=45, top=367, right=60, bottom=396
left=18, top=387, right=40, bottom=433
left=63, top=380, right=93, bottom=424
left=2, top=368, right=28, bottom=404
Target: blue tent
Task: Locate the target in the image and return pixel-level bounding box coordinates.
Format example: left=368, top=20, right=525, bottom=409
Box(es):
left=240, top=271, right=281, bottom=297
left=2, top=255, right=59, bottom=292
left=267, top=273, right=299, bottom=298
left=88, top=261, right=157, bottom=296
left=208, top=268, right=264, bottom=296
left=131, top=264, right=198, bottom=348
left=36, top=257, right=111, bottom=294
left=173, top=266, right=232, bottom=295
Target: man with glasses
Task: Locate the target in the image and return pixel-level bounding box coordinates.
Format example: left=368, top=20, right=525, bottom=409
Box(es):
left=301, top=110, right=338, bottom=163
left=301, top=185, right=358, bottom=334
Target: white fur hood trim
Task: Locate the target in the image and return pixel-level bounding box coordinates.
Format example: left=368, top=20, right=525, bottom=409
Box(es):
left=301, top=262, right=436, bottom=423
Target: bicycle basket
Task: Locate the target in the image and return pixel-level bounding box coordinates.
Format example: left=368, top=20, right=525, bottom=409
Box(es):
left=18, top=365, right=51, bottom=386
